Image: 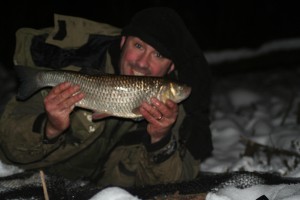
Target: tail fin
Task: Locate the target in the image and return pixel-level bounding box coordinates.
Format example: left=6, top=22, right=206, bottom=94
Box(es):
left=14, top=65, right=43, bottom=100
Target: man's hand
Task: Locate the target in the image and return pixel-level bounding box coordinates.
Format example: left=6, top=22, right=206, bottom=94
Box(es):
left=139, top=97, right=178, bottom=143
left=44, top=82, right=84, bottom=139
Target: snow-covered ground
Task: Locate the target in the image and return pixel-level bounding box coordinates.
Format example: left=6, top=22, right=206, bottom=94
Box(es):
left=1, top=37, right=300, bottom=199
left=201, top=67, right=300, bottom=176
left=200, top=66, right=300, bottom=200
left=199, top=37, right=300, bottom=200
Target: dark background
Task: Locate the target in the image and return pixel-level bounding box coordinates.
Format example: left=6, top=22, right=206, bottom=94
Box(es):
left=1, top=0, right=300, bottom=68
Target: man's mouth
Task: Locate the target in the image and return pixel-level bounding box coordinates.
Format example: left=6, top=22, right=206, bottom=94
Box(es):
left=132, top=69, right=146, bottom=76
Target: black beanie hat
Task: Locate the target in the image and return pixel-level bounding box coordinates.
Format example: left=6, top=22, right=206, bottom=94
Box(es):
left=122, top=7, right=203, bottom=69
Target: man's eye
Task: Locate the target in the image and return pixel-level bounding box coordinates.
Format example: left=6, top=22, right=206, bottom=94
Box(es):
left=155, top=52, right=163, bottom=58
left=134, top=43, right=142, bottom=49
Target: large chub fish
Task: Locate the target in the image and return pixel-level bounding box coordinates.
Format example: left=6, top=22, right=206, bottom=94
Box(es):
left=14, top=65, right=191, bottom=119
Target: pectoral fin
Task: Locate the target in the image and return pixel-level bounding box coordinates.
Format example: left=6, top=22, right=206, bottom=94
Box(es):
left=131, top=107, right=144, bottom=121
left=132, top=107, right=141, bottom=115
left=132, top=117, right=144, bottom=121
left=92, top=112, right=112, bottom=120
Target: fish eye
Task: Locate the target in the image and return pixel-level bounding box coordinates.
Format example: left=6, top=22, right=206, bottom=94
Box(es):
left=176, top=85, right=183, bottom=93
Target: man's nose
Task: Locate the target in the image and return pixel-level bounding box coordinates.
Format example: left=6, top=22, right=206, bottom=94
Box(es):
left=136, top=52, right=150, bottom=68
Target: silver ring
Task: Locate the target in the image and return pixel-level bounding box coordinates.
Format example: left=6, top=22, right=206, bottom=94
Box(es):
left=157, top=115, right=163, bottom=120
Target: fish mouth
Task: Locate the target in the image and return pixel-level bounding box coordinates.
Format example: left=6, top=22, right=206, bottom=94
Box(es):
left=180, top=86, right=192, bottom=102
left=186, top=86, right=192, bottom=97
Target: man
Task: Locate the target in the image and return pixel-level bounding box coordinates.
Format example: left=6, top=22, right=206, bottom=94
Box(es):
left=0, top=7, right=212, bottom=187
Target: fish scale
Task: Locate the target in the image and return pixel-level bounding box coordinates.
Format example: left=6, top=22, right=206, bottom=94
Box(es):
left=75, top=75, right=163, bottom=118
left=14, top=65, right=191, bottom=119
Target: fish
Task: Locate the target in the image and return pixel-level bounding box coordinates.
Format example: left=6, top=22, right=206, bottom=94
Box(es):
left=14, top=65, right=191, bottom=120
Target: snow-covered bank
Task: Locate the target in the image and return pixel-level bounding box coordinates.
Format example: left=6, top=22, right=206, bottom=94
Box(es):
left=205, top=37, right=300, bottom=65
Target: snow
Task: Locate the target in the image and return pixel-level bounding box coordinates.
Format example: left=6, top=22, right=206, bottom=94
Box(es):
left=201, top=68, right=300, bottom=176
left=0, top=161, right=23, bottom=177
left=1, top=37, right=300, bottom=199
left=199, top=66, right=300, bottom=199
left=89, top=187, right=141, bottom=200
left=206, top=184, right=300, bottom=200
left=204, top=37, right=300, bottom=65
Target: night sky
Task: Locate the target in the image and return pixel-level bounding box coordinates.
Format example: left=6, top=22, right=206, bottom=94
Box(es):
left=1, top=1, right=300, bottom=68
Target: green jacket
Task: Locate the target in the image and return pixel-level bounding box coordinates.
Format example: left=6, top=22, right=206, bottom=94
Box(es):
left=0, top=14, right=200, bottom=187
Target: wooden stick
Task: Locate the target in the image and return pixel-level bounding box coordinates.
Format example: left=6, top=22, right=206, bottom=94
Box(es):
left=40, top=170, right=50, bottom=200
left=241, top=136, right=300, bottom=158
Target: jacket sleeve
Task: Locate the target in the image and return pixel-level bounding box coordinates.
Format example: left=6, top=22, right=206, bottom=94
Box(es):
left=0, top=92, right=65, bottom=164
left=97, top=129, right=200, bottom=187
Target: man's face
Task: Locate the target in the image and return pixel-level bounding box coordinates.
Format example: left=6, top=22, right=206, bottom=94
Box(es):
left=119, top=36, right=174, bottom=77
